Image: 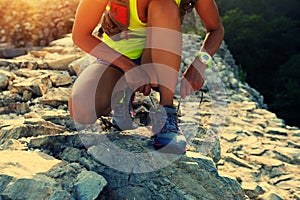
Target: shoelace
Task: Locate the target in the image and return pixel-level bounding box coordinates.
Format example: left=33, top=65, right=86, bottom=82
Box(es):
left=160, top=113, right=180, bottom=133
left=176, top=89, right=205, bottom=117
left=99, top=116, right=113, bottom=131
left=100, top=89, right=206, bottom=131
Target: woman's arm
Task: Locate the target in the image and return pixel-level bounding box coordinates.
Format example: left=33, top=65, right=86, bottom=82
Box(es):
left=195, top=0, right=224, bottom=56
left=72, top=0, right=136, bottom=72
left=180, top=0, right=224, bottom=98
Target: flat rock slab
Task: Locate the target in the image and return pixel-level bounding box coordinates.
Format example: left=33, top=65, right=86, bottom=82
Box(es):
left=0, top=150, right=63, bottom=179
left=40, top=87, right=71, bottom=107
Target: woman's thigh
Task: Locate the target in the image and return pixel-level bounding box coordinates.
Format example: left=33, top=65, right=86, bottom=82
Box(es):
left=72, top=62, right=124, bottom=116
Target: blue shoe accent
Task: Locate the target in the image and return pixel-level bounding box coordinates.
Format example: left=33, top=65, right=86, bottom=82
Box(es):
left=153, top=105, right=186, bottom=153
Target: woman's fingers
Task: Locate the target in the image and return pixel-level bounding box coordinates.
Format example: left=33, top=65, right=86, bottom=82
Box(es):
left=180, top=77, right=197, bottom=98
left=143, top=84, right=151, bottom=96
left=180, top=78, right=189, bottom=98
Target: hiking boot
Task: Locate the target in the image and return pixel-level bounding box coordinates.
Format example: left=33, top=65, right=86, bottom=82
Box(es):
left=152, top=105, right=186, bottom=153
left=112, top=88, right=137, bottom=131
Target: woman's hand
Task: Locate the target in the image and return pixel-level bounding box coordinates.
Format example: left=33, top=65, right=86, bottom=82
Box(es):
left=125, top=67, right=152, bottom=96
left=114, top=56, right=151, bottom=96
left=180, top=58, right=205, bottom=98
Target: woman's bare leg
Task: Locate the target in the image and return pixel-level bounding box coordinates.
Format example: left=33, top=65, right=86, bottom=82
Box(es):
left=69, top=63, right=123, bottom=124
left=147, top=0, right=182, bottom=106
left=145, top=0, right=186, bottom=152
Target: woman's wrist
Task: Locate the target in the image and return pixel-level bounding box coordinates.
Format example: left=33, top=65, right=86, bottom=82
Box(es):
left=191, top=57, right=206, bottom=75
left=112, top=55, right=135, bottom=72
left=195, top=51, right=212, bottom=69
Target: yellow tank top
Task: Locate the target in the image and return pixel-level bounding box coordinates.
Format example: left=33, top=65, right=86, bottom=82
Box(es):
left=103, top=0, right=181, bottom=59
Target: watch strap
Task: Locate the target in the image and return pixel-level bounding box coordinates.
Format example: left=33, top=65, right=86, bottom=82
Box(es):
left=195, top=51, right=212, bottom=69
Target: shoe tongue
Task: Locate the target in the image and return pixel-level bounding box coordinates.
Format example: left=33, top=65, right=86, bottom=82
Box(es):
left=162, top=105, right=177, bottom=114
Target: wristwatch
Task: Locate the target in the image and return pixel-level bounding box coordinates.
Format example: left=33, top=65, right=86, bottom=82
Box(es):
left=195, top=51, right=212, bottom=69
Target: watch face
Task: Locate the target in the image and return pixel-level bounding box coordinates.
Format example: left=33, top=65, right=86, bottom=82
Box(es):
left=203, top=54, right=210, bottom=60
left=196, top=52, right=212, bottom=68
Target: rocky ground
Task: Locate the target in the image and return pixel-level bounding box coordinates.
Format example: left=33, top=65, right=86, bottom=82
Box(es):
left=0, top=33, right=299, bottom=200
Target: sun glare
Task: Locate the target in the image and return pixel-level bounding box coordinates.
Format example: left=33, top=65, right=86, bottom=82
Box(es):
left=0, top=0, right=80, bottom=47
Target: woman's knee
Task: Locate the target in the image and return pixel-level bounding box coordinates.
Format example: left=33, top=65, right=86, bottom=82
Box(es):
left=68, top=94, right=97, bottom=125
left=68, top=92, right=112, bottom=124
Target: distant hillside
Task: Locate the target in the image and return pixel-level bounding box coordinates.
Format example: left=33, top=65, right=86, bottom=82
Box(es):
left=215, top=0, right=300, bottom=127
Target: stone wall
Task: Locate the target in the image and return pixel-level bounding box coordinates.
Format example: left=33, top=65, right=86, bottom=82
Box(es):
left=0, top=32, right=299, bottom=199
